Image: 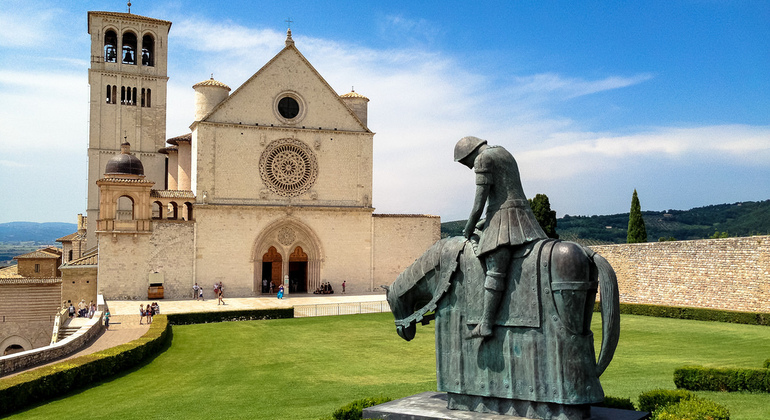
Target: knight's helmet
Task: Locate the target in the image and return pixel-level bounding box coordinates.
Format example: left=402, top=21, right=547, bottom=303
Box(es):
left=454, top=136, right=488, bottom=162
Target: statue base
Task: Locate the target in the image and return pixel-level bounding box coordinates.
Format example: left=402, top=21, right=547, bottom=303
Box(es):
left=362, top=392, right=651, bottom=420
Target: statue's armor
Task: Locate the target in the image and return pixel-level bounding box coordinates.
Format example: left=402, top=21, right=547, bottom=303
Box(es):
left=473, top=146, right=546, bottom=256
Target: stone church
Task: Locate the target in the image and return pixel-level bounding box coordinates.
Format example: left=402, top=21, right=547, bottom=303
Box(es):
left=72, top=10, right=440, bottom=300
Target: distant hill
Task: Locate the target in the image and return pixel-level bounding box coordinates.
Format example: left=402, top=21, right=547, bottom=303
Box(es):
left=0, top=222, right=78, bottom=244
left=442, top=200, right=770, bottom=244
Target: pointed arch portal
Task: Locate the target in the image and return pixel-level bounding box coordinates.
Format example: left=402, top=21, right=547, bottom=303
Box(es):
left=252, top=218, right=322, bottom=295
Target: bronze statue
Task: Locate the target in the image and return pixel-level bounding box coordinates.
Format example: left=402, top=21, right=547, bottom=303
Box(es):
left=385, top=137, right=620, bottom=420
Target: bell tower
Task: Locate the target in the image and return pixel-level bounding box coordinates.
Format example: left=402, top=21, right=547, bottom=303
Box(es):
left=85, top=10, right=172, bottom=248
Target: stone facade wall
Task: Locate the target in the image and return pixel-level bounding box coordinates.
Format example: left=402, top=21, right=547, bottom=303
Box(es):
left=0, top=281, right=61, bottom=351
left=61, top=266, right=98, bottom=306
left=373, top=215, right=442, bottom=288
left=591, top=236, right=770, bottom=313
left=17, top=258, right=60, bottom=278
left=98, top=221, right=194, bottom=300
left=0, top=312, right=104, bottom=376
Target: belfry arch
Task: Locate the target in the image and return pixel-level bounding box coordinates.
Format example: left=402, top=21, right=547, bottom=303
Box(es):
left=252, top=218, right=323, bottom=294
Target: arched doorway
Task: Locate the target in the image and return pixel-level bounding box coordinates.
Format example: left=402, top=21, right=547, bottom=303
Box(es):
left=289, top=246, right=308, bottom=293
left=262, top=246, right=282, bottom=293
left=4, top=345, right=24, bottom=356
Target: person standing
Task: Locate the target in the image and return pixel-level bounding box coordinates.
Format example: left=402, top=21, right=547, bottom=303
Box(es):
left=104, top=310, right=111, bottom=330
left=193, top=283, right=200, bottom=300
left=342, top=281, right=346, bottom=294
left=277, top=284, right=284, bottom=299
left=139, top=304, right=145, bottom=325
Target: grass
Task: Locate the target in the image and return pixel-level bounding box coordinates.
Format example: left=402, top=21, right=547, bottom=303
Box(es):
left=6, top=313, right=770, bottom=419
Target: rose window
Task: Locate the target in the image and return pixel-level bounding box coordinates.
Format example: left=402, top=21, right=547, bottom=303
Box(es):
left=259, top=139, right=318, bottom=197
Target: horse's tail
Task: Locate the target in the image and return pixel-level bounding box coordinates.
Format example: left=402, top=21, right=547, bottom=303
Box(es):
left=591, top=251, right=620, bottom=376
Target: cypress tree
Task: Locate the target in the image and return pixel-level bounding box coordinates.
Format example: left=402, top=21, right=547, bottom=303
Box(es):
left=627, top=189, right=647, bottom=243
left=528, top=193, right=559, bottom=239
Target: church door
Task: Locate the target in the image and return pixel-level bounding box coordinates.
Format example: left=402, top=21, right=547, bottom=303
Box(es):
left=288, top=246, right=308, bottom=293
left=262, top=246, right=282, bottom=293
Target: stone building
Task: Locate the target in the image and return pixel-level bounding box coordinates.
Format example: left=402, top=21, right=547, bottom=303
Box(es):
left=83, top=10, right=440, bottom=300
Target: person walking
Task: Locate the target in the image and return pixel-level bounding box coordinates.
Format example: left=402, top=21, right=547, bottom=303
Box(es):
left=342, top=281, right=346, bottom=294
left=139, top=304, right=145, bottom=325
left=277, top=284, right=284, bottom=299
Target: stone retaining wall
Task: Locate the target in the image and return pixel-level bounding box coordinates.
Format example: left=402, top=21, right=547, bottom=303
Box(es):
left=591, top=236, right=770, bottom=313
left=0, top=312, right=104, bottom=376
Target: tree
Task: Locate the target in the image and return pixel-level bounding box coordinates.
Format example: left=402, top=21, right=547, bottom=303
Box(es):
left=528, top=193, right=559, bottom=239
left=627, top=189, right=647, bottom=243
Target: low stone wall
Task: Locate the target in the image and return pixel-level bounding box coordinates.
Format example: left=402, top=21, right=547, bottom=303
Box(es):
left=591, top=236, right=770, bottom=313
left=0, top=311, right=104, bottom=376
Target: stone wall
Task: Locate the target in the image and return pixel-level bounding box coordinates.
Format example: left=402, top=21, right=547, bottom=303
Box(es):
left=0, top=312, right=104, bottom=376
left=591, top=236, right=770, bottom=313
left=61, top=266, right=98, bottom=306
left=373, top=214, right=442, bottom=288
left=0, top=280, right=61, bottom=351
left=98, top=221, right=194, bottom=300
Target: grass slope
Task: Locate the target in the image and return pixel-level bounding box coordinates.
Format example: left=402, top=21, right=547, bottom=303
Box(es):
left=8, top=314, right=770, bottom=419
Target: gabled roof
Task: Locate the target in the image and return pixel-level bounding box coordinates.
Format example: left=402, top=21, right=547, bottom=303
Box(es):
left=193, top=37, right=370, bottom=133
left=57, top=231, right=86, bottom=242
left=61, top=251, right=98, bottom=268
left=13, top=249, right=61, bottom=260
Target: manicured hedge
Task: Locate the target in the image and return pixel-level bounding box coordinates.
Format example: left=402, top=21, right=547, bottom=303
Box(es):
left=0, top=308, right=295, bottom=416
left=638, top=388, right=694, bottom=413
left=674, top=365, right=770, bottom=393
left=654, top=398, right=730, bottom=420
left=0, top=315, right=171, bottom=416
left=595, top=395, right=635, bottom=410
left=593, top=302, right=770, bottom=327
left=322, top=396, right=392, bottom=420
left=166, top=308, right=294, bottom=325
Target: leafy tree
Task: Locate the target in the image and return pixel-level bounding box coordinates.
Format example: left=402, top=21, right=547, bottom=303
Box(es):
left=528, top=193, right=559, bottom=239
left=627, top=189, right=647, bottom=243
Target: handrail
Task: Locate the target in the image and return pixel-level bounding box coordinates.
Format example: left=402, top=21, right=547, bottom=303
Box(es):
left=50, top=306, right=70, bottom=344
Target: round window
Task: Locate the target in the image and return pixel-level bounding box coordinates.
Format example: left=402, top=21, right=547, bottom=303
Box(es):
left=277, top=97, right=300, bottom=119
left=259, top=139, right=318, bottom=197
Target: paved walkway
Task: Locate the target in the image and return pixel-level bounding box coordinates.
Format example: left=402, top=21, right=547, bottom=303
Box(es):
left=106, top=292, right=387, bottom=316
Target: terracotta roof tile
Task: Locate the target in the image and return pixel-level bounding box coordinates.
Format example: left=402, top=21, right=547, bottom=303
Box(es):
left=0, top=278, right=62, bottom=285
left=193, top=78, right=231, bottom=91
left=0, top=265, right=22, bottom=279
left=62, top=252, right=98, bottom=267
left=340, top=91, right=369, bottom=101
left=13, top=250, right=61, bottom=260
left=167, top=133, right=192, bottom=145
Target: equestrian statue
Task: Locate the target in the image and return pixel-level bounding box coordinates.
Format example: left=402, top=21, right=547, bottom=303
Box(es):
left=384, top=136, right=621, bottom=420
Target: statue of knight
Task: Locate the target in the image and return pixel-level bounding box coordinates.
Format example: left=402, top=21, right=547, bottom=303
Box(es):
left=455, top=136, right=547, bottom=338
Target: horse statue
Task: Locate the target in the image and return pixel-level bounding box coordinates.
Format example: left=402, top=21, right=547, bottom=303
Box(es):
left=384, top=235, right=620, bottom=420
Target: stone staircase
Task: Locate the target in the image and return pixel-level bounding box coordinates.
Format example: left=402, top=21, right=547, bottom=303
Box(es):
left=57, top=317, right=90, bottom=341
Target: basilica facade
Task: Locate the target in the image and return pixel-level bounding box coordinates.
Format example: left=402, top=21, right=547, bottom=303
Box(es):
left=78, top=10, right=439, bottom=300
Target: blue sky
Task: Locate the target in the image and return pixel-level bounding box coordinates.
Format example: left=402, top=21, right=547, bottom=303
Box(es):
left=0, top=0, right=768, bottom=223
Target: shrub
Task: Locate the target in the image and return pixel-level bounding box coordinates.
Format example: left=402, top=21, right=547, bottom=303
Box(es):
left=166, top=308, right=294, bottom=325
left=0, top=315, right=171, bottom=416
left=764, top=359, right=770, bottom=369
left=674, top=365, right=770, bottom=392
left=593, top=302, right=770, bottom=327
left=638, top=389, right=694, bottom=413
left=596, top=395, right=635, bottom=410
left=329, top=396, right=393, bottom=420
left=654, top=398, right=730, bottom=420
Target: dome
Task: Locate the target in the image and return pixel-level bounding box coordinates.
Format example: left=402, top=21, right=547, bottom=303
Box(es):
left=192, top=77, right=231, bottom=91
left=105, top=142, right=144, bottom=176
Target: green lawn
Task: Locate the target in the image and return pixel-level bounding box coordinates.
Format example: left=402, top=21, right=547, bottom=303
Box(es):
left=8, top=313, right=770, bottom=419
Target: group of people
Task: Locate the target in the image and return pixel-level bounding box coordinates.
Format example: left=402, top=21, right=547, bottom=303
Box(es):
left=313, top=282, right=335, bottom=294
left=68, top=299, right=97, bottom=319
left=139, top=302, right=160, bottom=324
left=191, top=282, right=225, bottom=305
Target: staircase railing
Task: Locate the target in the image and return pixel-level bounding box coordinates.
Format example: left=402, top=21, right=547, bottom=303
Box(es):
left=50, top=306, right=70, bottom=344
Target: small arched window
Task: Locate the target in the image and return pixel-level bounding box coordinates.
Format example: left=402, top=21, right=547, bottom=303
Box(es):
left=122, top=32, right=137, bottom=65
left=112, top=85, right=117, bottom=104
left=146, top=88, right=151, bottom=107
left=117, top=196, right=134, bottom=220
left=141, top=88, right=146, bottom=107
left=142, top=34, right=155, bottom=66
left=104, top=30, right=118, bottom=63
left=132, top=87, right=137, bottom=105
left=106, top=84, right=112, bottom=103
left=121, top=86, right=126, bottom=104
